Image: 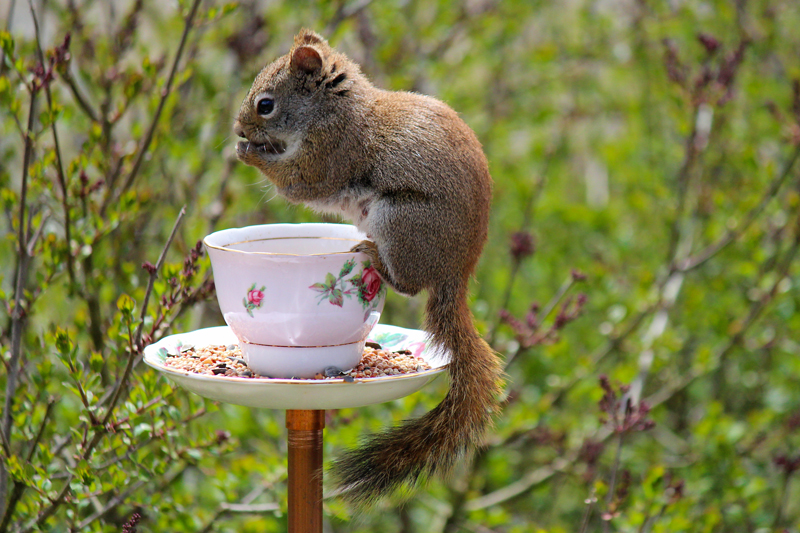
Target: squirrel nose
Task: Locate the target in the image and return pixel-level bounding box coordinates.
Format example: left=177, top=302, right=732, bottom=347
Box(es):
left=233, top=121, right=247, bottom=139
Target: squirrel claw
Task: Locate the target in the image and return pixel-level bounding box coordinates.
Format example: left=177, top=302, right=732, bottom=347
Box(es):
left=350, top=240, right=377, bottom=255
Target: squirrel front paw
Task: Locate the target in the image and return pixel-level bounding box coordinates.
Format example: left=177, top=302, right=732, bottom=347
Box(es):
left=351, top=239, right=379, bottom=258
left=351, top=239, right=386, bottom=270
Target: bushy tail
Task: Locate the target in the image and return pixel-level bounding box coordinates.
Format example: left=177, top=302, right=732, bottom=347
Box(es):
left=328, top=280, right=504, bottom=506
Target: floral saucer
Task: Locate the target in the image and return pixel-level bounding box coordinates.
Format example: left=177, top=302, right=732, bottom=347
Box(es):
left=143, top=325, right=447, bottom=410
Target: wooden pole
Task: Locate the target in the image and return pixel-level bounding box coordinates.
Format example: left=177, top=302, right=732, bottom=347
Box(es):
left=286, top=409, right=325, bottom=533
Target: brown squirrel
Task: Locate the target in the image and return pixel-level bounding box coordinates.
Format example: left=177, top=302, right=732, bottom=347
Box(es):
left=233, top=29, right=503, bottom=505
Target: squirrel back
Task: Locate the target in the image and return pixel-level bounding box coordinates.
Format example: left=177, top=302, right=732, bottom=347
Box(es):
left=234, top=29, right=503, bottom=505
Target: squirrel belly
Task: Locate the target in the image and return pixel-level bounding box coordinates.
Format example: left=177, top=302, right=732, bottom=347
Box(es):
left=234, top=29, right=504, bottom=505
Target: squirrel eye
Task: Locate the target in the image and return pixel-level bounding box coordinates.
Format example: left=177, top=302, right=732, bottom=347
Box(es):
left=256, top=97, right=275, bottom=117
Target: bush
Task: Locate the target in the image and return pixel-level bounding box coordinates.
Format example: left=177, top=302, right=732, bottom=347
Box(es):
left=1, top=0, right=799, bottom=531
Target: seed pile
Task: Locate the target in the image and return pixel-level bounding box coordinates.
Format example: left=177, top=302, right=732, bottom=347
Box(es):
left=313, top=345, right=432, bottom=380
left=164, top=344, right=254, bottom=378
left=163, top=343, right=432, bottom=380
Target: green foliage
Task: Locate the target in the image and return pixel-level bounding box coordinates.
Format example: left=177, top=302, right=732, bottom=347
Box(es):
left=1, top=0, right=799, bottom=532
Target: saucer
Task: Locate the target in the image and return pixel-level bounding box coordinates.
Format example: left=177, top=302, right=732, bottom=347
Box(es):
left=143, top=324, right=448, bottom=410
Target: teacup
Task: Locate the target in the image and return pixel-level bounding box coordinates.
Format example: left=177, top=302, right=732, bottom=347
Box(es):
left=203, top=223, right=386, bottom=378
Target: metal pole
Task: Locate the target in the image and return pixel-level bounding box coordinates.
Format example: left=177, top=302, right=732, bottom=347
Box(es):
left=286, top=409, right=325, bottom=533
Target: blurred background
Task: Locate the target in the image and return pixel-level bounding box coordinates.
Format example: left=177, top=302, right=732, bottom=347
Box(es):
left=1, top=0, right=799, bottom=531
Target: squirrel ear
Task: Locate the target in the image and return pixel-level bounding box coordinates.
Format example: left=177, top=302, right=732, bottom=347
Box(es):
left=291, top=45, right=323, bottom=74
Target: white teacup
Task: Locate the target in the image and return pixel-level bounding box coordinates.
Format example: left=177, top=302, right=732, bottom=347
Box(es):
left=203, top=223, right=386, bottom=378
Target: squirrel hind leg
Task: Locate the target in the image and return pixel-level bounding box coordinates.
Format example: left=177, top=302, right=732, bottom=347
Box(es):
left=350, top=239, right=423, bottom=296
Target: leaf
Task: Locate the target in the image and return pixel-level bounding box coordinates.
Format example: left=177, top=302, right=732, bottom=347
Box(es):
left=117, top=294, right=135, bottom=315
left=325, top=272, right=337, bottom=287
left=89, top=351, right=104, bottom=373
left=309, top=282, right=329, bottom=293
left=54, top=328, right=72, bottom=355
left=0, top=31, right=14, bottom=57
left=339, top=258, right=356, bottom=278
left=329, top=288, right=344, bottom=307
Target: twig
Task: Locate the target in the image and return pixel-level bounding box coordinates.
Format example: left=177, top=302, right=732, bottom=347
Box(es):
left=198, top=483, right=275, bottom=533
left=465, top=428, right=612, bottom=511
left=677, top=143, right=800, bottom=272
left=0, top=424, right=9, bottom=459
left=30, top=397, right=57, bottom=464
left=59, top=66, right=99, bottom=122
left=487, top=130, right=565, bottom=345
left=0, top=399, right=55, bottom=532
left=134, top=205, right=186, bottom=351
left=74, top=480, right=146, bottom=530
left=27, top=0, right=76, bottom=286
left=602, top=433, right=625, bottom=533
left=324, top=0, right=375, bottom=36
left=647, top=213, right=800, bottom=408
left=772, top=471, right=792, bottom=529
left=459, top=521, right=500, bottom=533
left=466, top=238, right=800, bottom=514
left=0, top=481, right=25, bottom=533
left=637, top=501, right=669, bottom=533
left=106, top=0, right=202, bottom=210
left=665, top=103, right=703, bottom=263
left=545, top=302, right=658, bottom=410
left=538, top=274, right=577, bottom=327
left=0, top=65, right=39, bottom=516
left=24, top=209, right=50, bottom=257
left=100, top=305, right=139, bottom=430
left=577, top=485, right=598, bottom=533
left=501, top=273, right=581, bottom=371
left=49, top=406, right=208, bottom=483
left=219, top=502, right=280, bottom=513
left=19, top=204, right=186, bottom=531
left=60, top=353, right=99, bottom=425
left=628, top=267, right=686, bottom=406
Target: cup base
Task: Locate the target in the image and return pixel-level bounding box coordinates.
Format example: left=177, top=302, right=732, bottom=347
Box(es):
left=240, top=339, right=366, bottom=379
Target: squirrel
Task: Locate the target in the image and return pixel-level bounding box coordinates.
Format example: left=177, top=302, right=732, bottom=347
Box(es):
left=233, top=29, right=503, bottom=505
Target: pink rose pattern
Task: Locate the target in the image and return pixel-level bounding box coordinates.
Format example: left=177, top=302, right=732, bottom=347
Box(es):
left=310, top=259, right=386, bottom=309
left=359, top=266, right=382, bottom=303
left=248, top=289, right=264, bottom=306
left=243, top=283, right=266, bottom=317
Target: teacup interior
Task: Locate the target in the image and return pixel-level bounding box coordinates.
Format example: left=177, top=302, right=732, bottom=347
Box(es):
left=224, top=237, right=360, bottom=255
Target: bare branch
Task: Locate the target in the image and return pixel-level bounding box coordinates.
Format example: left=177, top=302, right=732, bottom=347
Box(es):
left=677, top=143, right=800, bottom=272
left=74, top=480, right=146, bottom=530
left=26, top=4, right=76, bottom=286
left=59, top=66, right=99, bottom=122
left=0, top=61, right=39, bottom=515
left=134, top=205, right=186, bottom=351
left=199, top=483, right=277, bottom=533
left=106, top=0, right=203, bottom=209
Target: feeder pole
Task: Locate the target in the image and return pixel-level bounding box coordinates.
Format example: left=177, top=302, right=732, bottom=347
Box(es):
left=286, top=409, right=325, bottom=533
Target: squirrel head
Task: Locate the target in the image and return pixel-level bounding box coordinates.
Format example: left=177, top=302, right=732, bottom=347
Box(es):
left=234, top=29, right=364, bottom=190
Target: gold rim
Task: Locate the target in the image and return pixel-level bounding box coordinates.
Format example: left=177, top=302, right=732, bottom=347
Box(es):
left=204, top=236, right=363, bottom=257
left=240, top=338, right=363, bottom=349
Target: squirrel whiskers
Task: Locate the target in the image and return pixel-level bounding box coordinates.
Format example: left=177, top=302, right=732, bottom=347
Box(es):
left=234, top=29, right=504, bottom=505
